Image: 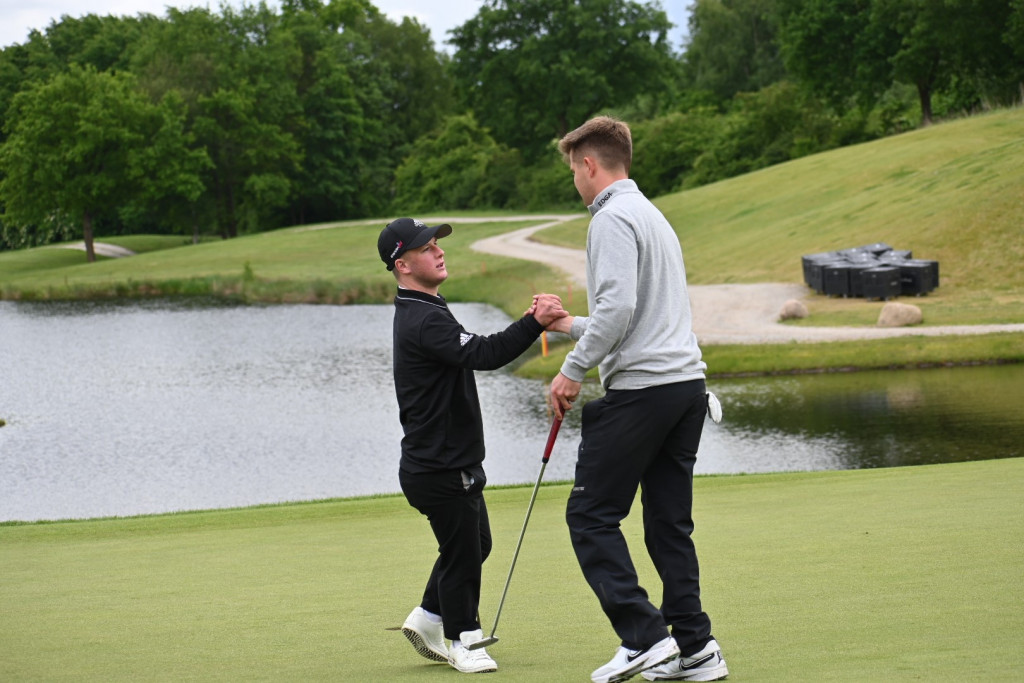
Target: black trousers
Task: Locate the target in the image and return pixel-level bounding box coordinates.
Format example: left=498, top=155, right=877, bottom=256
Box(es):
left=400, top=465, right=491, bottom=640
left=566, top=380, right=713, bottom=653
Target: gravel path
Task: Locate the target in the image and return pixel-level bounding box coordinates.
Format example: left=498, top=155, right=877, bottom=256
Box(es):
left=470, top=217, right=1024, bottom=345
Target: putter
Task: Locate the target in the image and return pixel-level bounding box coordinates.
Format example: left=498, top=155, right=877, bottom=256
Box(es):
left=469, top=416, right=563, bottom=650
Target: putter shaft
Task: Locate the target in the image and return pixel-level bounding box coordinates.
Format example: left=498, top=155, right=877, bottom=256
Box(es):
left=469, top=418, right=561, bottom=650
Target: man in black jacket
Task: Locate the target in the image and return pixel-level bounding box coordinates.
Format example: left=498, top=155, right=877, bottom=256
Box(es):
left=378, top=217, right=566, bottom=674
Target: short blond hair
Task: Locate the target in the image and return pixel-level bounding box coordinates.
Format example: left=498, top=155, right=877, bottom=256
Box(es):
left=558, top=116, right=632, bottom=174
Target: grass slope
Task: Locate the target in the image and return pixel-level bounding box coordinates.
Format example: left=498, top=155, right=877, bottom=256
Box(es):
left=0, top=219, right=570, bottom=318
left=2, top=458, right=1022, bottom=681
left=538, top=108, right=1024, bottom=324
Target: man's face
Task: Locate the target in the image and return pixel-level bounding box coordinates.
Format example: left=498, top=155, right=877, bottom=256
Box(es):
left=396, top=237, right=447, bottom=289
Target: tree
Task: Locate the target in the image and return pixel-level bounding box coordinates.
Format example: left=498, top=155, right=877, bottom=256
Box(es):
left=132, top=5, right=302, bottom=238
left=391, top=113, right=518, bottom=211
left=449, top=0, right=675, bottom=160
left=777, top=0, right=882, bottom=111
left=631, top=107, right=724, bottom=197
left=682, top=0, right=787, bottom=102
left=279, top=0, right=455, bottom=221
left=887, top=0, right=1021, bottom=117
left=39, top=12, right=152, bottom=73
left=0, top=15, right=151, bottom=149
left=779, top=0, right=1021, bottom=125
left=0, top=66, right=206, bottom=260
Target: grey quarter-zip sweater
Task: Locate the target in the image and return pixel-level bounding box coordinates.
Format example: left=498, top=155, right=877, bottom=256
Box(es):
left=560, top=179, right=706, bottom=390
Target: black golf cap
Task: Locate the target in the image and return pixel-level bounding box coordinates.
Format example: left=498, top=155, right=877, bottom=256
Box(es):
left=378, top=218, right=453, bottom=271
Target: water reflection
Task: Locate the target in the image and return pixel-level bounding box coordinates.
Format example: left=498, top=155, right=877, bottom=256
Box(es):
left=708, top=367, right=1023, bottom=469
left=1, top=300, right=1020, bottom=522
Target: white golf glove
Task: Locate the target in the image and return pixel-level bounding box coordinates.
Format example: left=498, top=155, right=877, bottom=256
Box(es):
left=707, top=391, right=723, bottom=424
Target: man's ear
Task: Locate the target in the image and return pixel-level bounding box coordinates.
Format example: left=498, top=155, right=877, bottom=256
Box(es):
left=394, top=257, right=411, bottom=275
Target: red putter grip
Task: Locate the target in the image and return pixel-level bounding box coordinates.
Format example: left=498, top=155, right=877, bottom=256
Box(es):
left=541, top=418, right=562, bottom=463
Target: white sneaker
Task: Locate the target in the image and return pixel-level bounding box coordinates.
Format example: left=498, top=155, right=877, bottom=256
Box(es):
left=401, top=606, right=448, bottom=663
left=641, top=639, right=728, bottom=681
left=591, top=635, right=679, bottom=683
left=448, top=629, right=498, bottom=673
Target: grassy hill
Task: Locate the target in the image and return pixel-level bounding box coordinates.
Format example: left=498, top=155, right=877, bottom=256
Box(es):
left=537, top=108, right=1024, bottom=326
left=0, top=218, right=571, bottom=321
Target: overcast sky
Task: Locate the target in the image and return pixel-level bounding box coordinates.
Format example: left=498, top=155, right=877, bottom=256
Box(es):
left=0, top=0, right=689, bottom=53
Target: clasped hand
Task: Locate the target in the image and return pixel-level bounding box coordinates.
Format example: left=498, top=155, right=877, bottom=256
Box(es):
left=523, top=294, right=580, bottom=420
left=524, top=293, right=570, bottom=328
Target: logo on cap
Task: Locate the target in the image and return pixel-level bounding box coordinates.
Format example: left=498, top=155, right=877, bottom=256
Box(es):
left=389, top=241, right=404, bottom=259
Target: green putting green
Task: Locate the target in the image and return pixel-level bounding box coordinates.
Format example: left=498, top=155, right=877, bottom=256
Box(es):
left=3, top=457, right=1022, bottom=681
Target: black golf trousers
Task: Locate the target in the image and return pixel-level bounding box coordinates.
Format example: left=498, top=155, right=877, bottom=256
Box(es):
left=566, top=379, right=713, bottom=653
left=400, top=465, right=492, bottom=640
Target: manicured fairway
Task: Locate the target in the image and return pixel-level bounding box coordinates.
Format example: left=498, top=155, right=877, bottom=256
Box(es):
left=2, top=457, right=1022, bottom=681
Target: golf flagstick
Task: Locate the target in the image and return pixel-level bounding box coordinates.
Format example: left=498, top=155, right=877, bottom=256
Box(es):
left=468, top=416, right=563, bottom=650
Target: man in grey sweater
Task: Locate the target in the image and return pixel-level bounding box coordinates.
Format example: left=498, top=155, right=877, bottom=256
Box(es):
left=546, top=117, right=728, bottom=683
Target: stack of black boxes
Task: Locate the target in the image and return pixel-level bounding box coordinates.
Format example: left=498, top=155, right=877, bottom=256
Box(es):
left=802, top=243, right=939, bottom=300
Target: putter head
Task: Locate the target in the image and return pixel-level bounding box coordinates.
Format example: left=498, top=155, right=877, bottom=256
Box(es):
left=466, top=636, right=498, bottom=651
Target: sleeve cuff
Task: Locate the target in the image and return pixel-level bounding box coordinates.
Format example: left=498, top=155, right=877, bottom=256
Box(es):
left=570, top=316, right=588, bottom=341
left=523, top=314, right=545, bottom=336
left=559, top=360, right=588, bottom=383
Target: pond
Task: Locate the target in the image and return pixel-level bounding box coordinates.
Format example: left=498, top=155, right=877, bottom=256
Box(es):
left=1, top=299, right=1020, bottom=522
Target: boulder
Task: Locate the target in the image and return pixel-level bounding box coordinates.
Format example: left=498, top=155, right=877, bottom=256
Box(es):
left=877, top=302, right=923, bottom=327
left=779, top=299, right=809, bottom=321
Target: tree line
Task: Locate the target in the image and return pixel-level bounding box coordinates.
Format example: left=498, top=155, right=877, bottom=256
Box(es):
left=1, top=0, right=1021, bottom=257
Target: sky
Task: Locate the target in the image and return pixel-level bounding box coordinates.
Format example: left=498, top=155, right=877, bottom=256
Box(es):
left=0, top=0, right=689, bottom=53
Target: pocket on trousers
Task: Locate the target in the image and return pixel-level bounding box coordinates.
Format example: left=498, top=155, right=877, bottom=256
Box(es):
left=461, top=465, right=486, bottom=495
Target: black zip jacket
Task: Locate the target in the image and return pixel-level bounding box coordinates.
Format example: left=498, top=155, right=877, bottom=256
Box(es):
left=392, top=288, right=544, bottom=474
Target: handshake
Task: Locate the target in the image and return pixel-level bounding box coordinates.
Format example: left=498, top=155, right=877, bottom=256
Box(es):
left=525, top=293, right=580, bottom=419
left=524, top=294, right=573, bottom=334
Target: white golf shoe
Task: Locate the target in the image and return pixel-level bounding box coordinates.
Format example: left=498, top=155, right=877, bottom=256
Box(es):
left=591, top=635, right=679, bottom=683
left=401, top=606, right=448, bottom=663
left=448, top=629, right=498, bottom=673
left=641, top=638, right=728, bottom=681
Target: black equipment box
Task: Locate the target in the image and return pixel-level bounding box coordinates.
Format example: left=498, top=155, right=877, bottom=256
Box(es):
left=801, top=243, right=937, bottom=299
left=823, top=263, right=855, bottom=297
left=898, top=260, right=939, bottom=295
left=861, top=266, right=902, bottom=300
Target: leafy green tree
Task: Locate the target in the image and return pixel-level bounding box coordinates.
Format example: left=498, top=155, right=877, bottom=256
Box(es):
left=279, top=0, right=455, bottom=221
left=0, top=15, right=147, bottom=148
left=132, top=5, right=302, bottom=238
left=1010, top=0, right=1024, bottom=54
left=391, top=113, right=519, bottom=211
left=0, top=66, right=206, bottom=259
left=354, top=11, right=456, bottom=151
left=214, top=3, right=304, bottom=236
left=682, top=0, right=787, bottom=102
left=38, top=13, right=152, bottom=73
left=508, top=151, right=581, bottom=211
left=779, top=0, right=1020, bottom=125
left=777, top=0, right=881, bottom=110
left=280, top=13, right=371, bottom=222
left=891, top=0, right=1021, bottom=117
left=630, top=107, right=725, bottom=197
left=449, top=0, right=675, bottom=160
left=871, top=0, right=992, bottom=123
